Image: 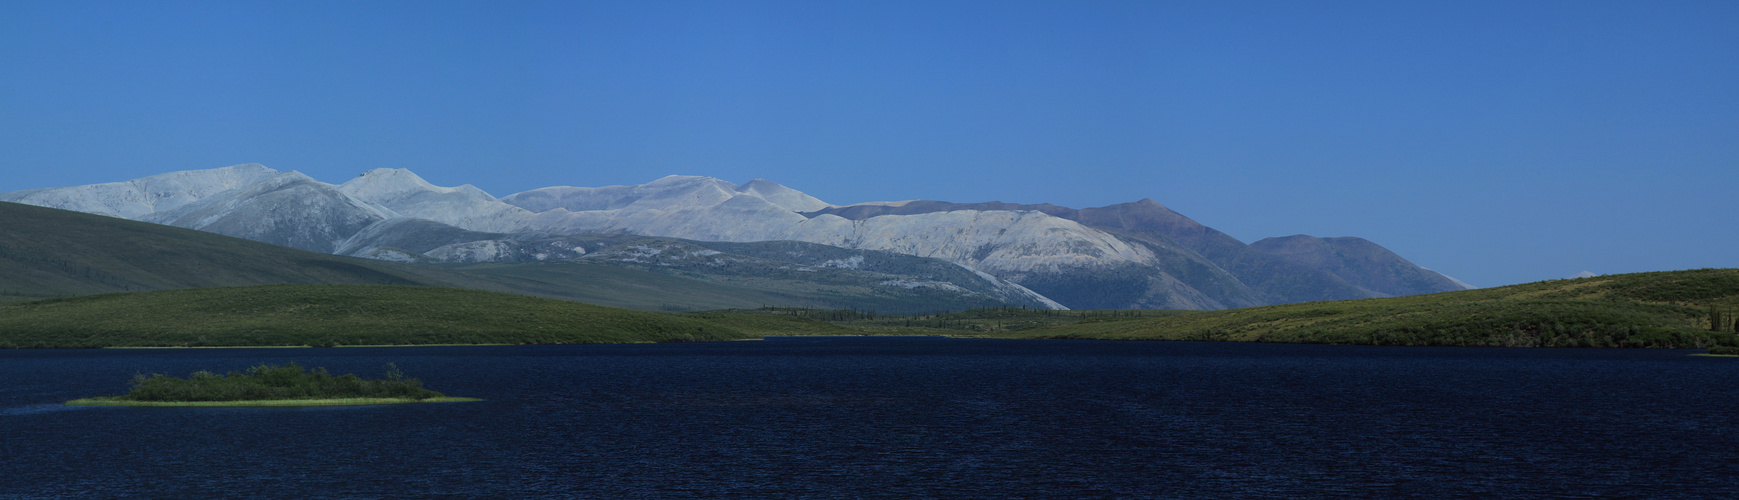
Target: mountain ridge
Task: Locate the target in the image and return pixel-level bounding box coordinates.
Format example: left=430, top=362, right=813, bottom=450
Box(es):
left=1, top=164, right=1472, bottom=310
left=0, top=201, right=1052, bottom=313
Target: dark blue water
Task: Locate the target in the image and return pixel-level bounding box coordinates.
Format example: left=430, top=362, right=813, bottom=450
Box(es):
left=3, top=338, right=1738, bottom=498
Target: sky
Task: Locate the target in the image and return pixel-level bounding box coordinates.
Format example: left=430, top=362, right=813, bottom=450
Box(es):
left=2, top=0, right=1735, bottom=288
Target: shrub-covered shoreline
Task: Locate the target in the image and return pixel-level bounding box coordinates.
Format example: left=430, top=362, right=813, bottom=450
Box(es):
left=66, top=362, right=478, bottom=406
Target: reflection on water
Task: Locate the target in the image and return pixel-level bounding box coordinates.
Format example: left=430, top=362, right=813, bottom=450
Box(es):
left=0, top=403, right=89, bottom=416
left=2, top=338, right=1737, bottom=498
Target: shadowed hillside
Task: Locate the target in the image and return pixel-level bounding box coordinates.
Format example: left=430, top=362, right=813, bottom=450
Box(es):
left=0, top=201, right=445, bottom=301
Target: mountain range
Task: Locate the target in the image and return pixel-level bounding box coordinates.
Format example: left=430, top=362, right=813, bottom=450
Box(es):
left=1, top=164, right=1471, bottom=310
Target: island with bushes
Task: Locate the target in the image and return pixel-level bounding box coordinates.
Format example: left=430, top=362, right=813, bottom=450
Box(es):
left=66, top=362, right=480, bottom=407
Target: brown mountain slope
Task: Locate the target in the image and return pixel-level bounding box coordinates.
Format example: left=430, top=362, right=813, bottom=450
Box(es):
left=806, top=198, right=1467, bottom=307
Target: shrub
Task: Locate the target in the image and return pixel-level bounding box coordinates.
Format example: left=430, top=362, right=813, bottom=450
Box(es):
left=114, top=363, right=444, bottom=402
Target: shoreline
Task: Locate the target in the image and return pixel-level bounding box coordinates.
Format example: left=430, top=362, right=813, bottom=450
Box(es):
left=65, top=396, right=483, bottom=407
left=102, top=343, right=517, bottom=349
left=76, top=337, right=1735, bottom=352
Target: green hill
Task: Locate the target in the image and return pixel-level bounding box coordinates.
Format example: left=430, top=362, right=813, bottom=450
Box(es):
left=0, top=201, right=455, bottom=301
left=1009, top=269, right=1739, bottom=348
left=0, top=284, right=832, bottom=348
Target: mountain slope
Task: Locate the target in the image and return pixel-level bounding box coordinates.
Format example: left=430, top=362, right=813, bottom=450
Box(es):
left=0, top=201, right=1045, bottom=313
left=806, top=198, right=1471, bottom=305
left=143, top=171, right=394, bottom=253
left=337, top=168, right=535, bottom=233
left=1015, top=269, right=1739, bottom=349
left=511, top=180, right=1170, bottom=308
left=570, top=238, right=1060, bottom=312
left=0, top=201, right=440, bottom=301
left=689, top=239, right=1060, bottom=308
left=1248, top=235, right=1468, bottom=298
left=2, top=164, right=1470, bottom=311
left=331, top=218, right=593, bottom=264
left=0, top=163, right=280, bottom=219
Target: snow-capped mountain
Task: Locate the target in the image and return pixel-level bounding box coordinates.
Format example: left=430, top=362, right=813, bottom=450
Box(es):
left=0, top=163, right=280, bottom=219
left=0, top=164, right=1474, bottom=310
left=507, top=176, right=1166, bottom=284
left=337, top=168, right=536, bottom=233
left=143, top=170, right=395, bottom=253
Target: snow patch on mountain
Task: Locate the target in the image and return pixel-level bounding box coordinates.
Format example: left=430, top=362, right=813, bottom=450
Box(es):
left=954, top=263, right=1068, bottom=310
left=142, top=171, right=396, bottom=253
left=820, top=255, right=865, bottom=270
left=423, top=240, right=516, bottom=263
left=1431, top=269, right=1479, bottom=289
left=0, top=163, right=280, bottom=218
left=736, top=178, right=832, bottom=212
left=358, top=248, right=426, bottom=263
left=0, top=164, right=1460, bottom=310
left=508, top=176, right=1161, bottom=280
left=880, top=279, right=966, bottom=292
left=594, top=243, right=728, bottom=266
left=337, top=168, right=535, bottom=233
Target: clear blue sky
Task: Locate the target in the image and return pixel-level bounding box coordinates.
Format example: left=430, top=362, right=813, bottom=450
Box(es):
left=3, top=1, right=1735, bottom=288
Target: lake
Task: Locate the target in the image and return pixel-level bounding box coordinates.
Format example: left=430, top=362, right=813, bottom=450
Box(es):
left=3, top=337, right=1737, bottom=498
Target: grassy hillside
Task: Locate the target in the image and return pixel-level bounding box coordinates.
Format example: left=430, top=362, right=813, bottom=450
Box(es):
left=0, top=202, right=450, bottom=301
left=0, top=285, right=788, bottom=348
left=1007, top=269, right=1739, bottom=348
left=712, top=305, right=1189, bottom=336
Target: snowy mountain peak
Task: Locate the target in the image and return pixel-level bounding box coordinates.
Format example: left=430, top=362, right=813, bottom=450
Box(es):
left=0, top=163, right=1472, bottom=311
left=0, top=163, right=283, bottom=219
left=342, top=168, right=459, bottom=198
left=340, top=168, right=497, bottom=202
left=737, top=178, right=831, bottom=212
left=336, top=168, right=531, bottom=233
left=504, top=175, right=830, bottom=215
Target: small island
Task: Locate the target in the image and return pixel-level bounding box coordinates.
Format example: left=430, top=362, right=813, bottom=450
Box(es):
left=66, top=362, right=480, bottom=407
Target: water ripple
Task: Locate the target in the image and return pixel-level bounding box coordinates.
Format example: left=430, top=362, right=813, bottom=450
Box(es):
left=0, top=340, right=1735, bottom=498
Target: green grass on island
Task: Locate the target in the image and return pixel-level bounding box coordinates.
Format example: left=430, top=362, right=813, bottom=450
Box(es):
left=65, top=362, right=481, bottom=407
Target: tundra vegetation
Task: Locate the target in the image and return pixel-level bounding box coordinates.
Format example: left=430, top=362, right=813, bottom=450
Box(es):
left=999, top=269, right=1739, bottom=349
left=742, top=269, right=1739, bottom=349
left=0, top=284, right=756, bottom=348
left=65, top=362, right=479, bottom=406
left=4, top=269, right=1737, bottom=350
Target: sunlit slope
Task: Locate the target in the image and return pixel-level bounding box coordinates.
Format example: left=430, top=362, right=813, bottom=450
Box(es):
left=1014, top=269, right=1739, bottom=348
left=0, top=284, right=783, bottom=348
